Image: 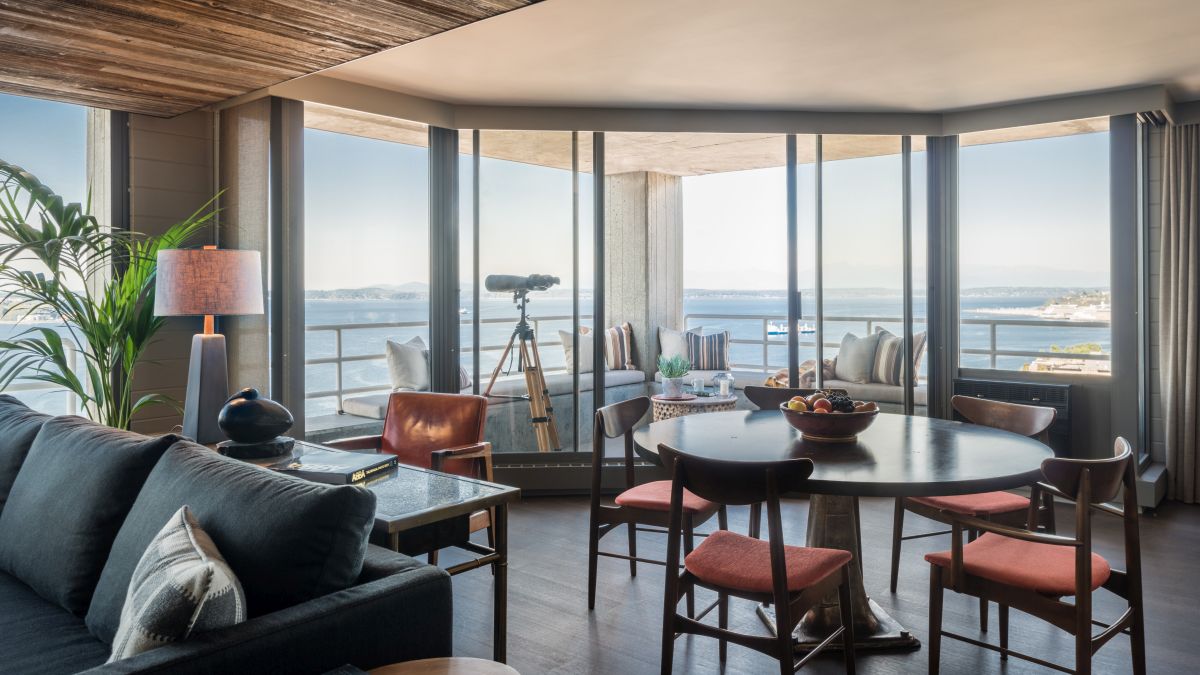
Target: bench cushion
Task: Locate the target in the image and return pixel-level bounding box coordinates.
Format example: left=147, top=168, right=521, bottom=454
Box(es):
left=0, top=395, right=50, bottom=516
left=87, top=442, right=376, bottom=645
left=0, top=571, right=108, bottom=675
left=0, top=416, right=178, bottom=615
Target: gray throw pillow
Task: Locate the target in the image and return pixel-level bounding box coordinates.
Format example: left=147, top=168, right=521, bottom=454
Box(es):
left=108, top=505, right=245, bottom=662
left=385, top=336, right=430, bottom=391
left=834, top=332, right=881, bottom=384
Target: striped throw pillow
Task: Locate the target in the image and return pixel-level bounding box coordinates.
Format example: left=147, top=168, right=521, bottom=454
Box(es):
left=603, top=323, right=636, bottom=370
left=686, top=330, right=730, bottom=370
left=872, top=328, right=928, bottom=385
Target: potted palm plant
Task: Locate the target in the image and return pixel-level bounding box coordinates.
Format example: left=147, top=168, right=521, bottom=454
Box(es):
left=0, top=160, right=216, bottom=429
left=657, top=354, right=691, bottom=399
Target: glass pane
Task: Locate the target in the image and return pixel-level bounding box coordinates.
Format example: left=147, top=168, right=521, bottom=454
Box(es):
left=0, top=93, right=87, bottom=415
left=478, top=130, right=576, bottom=453
left=959, top=118, right=1111, bottom=374
left=302, top=105, right=429, bottom=439
left=821, top=135, right=907, bottom=412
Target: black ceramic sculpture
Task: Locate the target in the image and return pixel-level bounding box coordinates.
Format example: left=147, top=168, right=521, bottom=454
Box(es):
left=216, top=388, right=295, bottom=459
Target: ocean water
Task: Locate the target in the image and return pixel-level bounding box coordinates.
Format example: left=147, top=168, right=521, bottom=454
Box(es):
left=302, top=294, right=1111, bottom=417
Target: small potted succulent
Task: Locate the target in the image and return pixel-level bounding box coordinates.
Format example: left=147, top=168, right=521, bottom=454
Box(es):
left=657, top=354, right=691, bottom=399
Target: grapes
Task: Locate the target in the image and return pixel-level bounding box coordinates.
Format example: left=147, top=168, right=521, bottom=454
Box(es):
left=827, top=393, right=856, bottom=413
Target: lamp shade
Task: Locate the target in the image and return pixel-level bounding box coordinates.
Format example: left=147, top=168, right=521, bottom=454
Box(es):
left=154, top=248, right=264, bottom=317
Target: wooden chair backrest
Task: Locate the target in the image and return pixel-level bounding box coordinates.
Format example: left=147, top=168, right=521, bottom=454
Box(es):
left=591, top=396, right=651, bottom=492
left=743, top=386, right=848, bottom=411
left=658, top=443, right=814, bottom=506
left=951, top=394, right=1056, bottom=443
left=1042, top=438, right=1133, bottom=505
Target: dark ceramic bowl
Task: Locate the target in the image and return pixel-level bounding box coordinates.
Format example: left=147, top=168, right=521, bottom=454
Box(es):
left=778, top=402, right=879, bottom=442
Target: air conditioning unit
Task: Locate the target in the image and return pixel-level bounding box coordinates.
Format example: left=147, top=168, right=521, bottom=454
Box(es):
left=952, top=378, right=1071, bottom=457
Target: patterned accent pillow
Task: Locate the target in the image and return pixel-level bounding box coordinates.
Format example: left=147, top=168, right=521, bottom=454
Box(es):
left=686, top=330, right=730, bottom=370
left=603, top=322, right=637, bottom=370
left=108, top=506, right=245, bottom=662
left=872, top=328, right=929, bottom=385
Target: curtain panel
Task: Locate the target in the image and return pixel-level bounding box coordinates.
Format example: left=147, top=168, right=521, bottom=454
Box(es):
left=1159, top=123, right=1200, bottom=502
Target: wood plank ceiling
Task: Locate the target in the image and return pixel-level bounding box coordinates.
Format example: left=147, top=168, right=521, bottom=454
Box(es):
left=0, top=0, right=538, bottom=117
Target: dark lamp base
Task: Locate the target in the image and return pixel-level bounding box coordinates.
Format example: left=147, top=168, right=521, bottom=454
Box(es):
left=217, top=436, right=295, bottom=459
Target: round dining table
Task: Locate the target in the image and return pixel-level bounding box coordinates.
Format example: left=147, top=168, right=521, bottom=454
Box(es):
left=633, top=409, right=1053, bottom=651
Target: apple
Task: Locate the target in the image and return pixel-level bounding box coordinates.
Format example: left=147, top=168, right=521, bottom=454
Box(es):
left=787, top=399, right=808, bottom=412
left=813, top=408, right=830, bottom=414
left=813, top=398, right=832, bottom=412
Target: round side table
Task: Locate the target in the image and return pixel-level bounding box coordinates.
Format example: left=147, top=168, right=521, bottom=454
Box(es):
left=370, top=657, right=520, bottom=675
left=651, top=393, right=738, bottom=421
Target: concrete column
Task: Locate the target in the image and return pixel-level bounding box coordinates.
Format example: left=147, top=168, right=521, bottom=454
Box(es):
left=604, top=171, right=683, bottom=373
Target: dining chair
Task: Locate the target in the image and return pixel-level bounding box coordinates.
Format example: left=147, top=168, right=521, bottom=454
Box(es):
left=588, top=396, right=727, bottom=613
left=658, top=443, right=856, bottom=675
left=743, top=386, right=848, bottom=538
left=926, top=438, right=1145, bottom=675
left=889, top=395, right=1057, bottom=631
left=327, top=391, right=493, bottom=565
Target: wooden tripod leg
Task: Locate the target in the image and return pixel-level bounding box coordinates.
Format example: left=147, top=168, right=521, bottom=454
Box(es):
left=484, top=331, right=519, bottom=397
left=527, top=335, right=561, bottom=450
left=520, top=340, right=553, bottom=452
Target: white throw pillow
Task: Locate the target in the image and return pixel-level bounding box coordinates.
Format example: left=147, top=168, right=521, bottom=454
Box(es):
left=658, top=327, right=690, bottom=361
left=559, top=330, right=594, bottom=374
left=385, top=336, right=431, bottom=391
left=833, top=332, right=881, bottom=384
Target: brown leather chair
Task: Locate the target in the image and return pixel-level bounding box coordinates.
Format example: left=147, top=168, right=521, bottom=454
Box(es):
left=327, top=391, right=493, bottom=564
left=926, top=439, right=1145, bottom=675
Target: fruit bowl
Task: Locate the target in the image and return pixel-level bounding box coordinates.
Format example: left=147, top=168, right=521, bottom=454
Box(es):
left=778, top=402, right=879, bottom=442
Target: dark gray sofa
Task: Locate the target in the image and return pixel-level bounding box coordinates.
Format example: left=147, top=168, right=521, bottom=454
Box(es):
left=0, top=395, right=452, bottom=674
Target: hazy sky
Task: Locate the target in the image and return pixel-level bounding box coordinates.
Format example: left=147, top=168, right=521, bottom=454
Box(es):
left=1, top=93, right=1110, bottom=293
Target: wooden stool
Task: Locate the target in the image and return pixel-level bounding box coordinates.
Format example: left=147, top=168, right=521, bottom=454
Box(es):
left=370, top=657, right=520, bottom=674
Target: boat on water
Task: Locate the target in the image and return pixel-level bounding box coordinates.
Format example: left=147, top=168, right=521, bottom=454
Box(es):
left=767, top=320, right=816, bottom=336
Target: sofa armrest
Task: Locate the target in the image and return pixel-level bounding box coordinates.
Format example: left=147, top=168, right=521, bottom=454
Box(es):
left=81, top=546, right=451, bottom=675
left=324, top=435, right=383, bottom=452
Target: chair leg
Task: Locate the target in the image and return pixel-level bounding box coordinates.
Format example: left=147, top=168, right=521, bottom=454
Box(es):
left=890, top=497, right=905, bottom=593
left=718, top=505, right=728, bottom=532
left=587, top=521, right=600, bottom=611
left=487, top=520, right=497, bottom=576
left=929, top=565, right=943, bottom=675
left=683, top=517, right=696, bottom=619
left=627, top=522, right=638, bottom=578
left=749, top=502, right=761, bottom=538
left=1130, top=603, right=1147, bottom=675
left=718, top=591, right=729, bottom=663
left=839, top=570, right=857, bottom=675
left=967, top=529, right=987, bottom=632
left=428, top=549, right=439, bottom=566
left=999, top=604, right=1009, bottom=661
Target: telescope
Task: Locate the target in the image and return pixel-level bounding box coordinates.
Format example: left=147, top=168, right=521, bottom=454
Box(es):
left=484, top=274, right=560, bottom=294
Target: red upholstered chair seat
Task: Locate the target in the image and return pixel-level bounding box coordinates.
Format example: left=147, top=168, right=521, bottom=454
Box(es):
left=614, top=480, right=716, bottom=513
left=684, top=530, right=852, bottom=594
left=909, top=491, right=1030, bottom=516
left=925, top=532, right=1111, bottom=596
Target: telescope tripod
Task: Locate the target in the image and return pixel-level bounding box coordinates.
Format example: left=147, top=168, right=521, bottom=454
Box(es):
left=483, top=292, right=561, bottom=452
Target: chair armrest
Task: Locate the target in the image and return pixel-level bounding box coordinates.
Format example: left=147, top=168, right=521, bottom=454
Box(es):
left=431, top=441, right=492, bottom=478
left=80, top=547, right=451, bottom=675
left=323, top=435, right=383, bottom=452
left=948, top=511, right=1080, bottom=548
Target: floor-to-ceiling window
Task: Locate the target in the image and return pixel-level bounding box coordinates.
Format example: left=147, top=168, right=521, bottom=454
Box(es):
left=0, top=93, right=89, bottom=414
left=958, top=118, right=1111, bottom=374
left=301, top=104, right=430, bottom=436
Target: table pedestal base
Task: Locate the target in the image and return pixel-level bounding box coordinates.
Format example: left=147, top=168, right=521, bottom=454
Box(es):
left=763, top=494, right=922, bottom=652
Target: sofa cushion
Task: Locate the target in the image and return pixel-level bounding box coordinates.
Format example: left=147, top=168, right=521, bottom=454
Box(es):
left=87, top=442, right=376, bottom=645
left=0, top=394, right=50, bottom=516
left=0, top=416, right=178, bottom=615
left=108, top=505, right=246, bottom=662
left=0, top=571, right=109, bottom=675
left=833, top=332, right=880, bottom=384
left=823, top=378, right=928, bottom=405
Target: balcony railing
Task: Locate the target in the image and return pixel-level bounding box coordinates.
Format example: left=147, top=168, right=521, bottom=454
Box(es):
left=305, top=311, right=1110, bottom=414
left=684, top=312, right=1111, bottom=373
left=305, top=314, right=588, bottom=411
left=0, top=337, right=81, bottom=415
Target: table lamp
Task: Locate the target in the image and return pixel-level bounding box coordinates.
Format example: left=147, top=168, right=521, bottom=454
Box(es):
left=154, top=245, right=264, bottom=444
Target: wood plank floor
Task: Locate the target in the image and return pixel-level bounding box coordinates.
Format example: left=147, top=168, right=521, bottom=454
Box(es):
left=438, top=496, right=1199, bottom=674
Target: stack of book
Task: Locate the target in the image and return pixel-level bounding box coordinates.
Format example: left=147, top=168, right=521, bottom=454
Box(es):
left=263, top=441, right=396, bottom=485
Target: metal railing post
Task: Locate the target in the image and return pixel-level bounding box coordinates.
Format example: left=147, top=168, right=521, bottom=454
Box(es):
left=334, top=328, right=344, bottom=413
left=989, top=323, right=998, bottom=370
